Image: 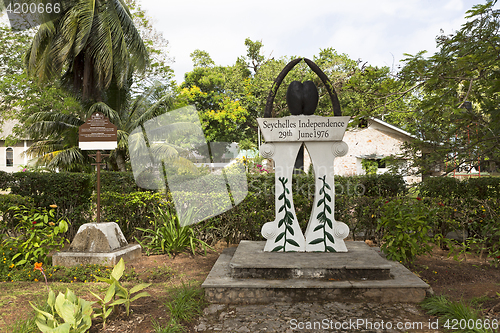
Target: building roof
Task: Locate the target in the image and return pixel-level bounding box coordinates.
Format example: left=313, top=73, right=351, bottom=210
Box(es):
left=368, top=117, right=417, bottom=140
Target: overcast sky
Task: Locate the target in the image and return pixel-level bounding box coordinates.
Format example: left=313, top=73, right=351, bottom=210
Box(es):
left=138, top=0, right=498, bottom=83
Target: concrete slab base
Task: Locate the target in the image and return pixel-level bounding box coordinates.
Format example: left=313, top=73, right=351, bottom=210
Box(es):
left=52, top=222, right=142, bottom=267
left=52, top=244, right=142, bottom=267
left=202, top=241, right=431, bottom=304
left=230, top=241, right=391, bottom=280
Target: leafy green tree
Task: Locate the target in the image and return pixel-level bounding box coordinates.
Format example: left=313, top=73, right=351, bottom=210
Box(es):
left=15, top=0, right=179, bottom=171
left=0, top=25, right=82, bottom=132
left=178, top=41, right=373, bottom=146
left=24, top=0, right=149, bottom=106
left=395, top=1, right=500, bottom=175
left=23, top=85, right=174, bottom=172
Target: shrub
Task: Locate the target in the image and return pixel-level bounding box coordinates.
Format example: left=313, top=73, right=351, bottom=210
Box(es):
left=0, top=170, right=9, bottom=190
left=419, top=176, right=500, bottom=200
left=377, top=197, right=436, bottom=263
left=100, top=191, right=172, bottom=240
left=98, top=171, right=145, bottom=193
left=9, top=172, right=93, bottom=237
left=0, top=194, right=34, bottom=230
left=2, top=205, right=70, bottom=266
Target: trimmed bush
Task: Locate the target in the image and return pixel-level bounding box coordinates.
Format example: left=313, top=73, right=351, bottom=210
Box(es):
left=98, top=171, right=145, bottom=193
left=99, top=191, right=173, bottom=240
left=9, top=172, right=93, bottom=237
left=419, top=176, right=500, bottom=199
left=0, top=171, right=9, bottom=190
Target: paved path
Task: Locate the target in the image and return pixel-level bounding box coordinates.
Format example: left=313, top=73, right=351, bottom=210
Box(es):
left=195, top=301, right=442, bottom=332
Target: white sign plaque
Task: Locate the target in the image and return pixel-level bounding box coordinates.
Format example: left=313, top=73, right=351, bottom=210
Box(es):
left=257, top=116, right=350, bottom=142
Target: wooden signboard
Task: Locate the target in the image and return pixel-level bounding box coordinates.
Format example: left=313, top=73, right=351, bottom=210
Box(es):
left=79, top=112, right=117, bottom=150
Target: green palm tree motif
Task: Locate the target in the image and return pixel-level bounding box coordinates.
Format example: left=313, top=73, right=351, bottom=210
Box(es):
left=272, top=177, right=300, bottom=252
left=309, top=175, right=336, bottom=252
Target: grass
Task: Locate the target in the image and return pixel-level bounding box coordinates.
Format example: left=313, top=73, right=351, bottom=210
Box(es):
left=151, top=318, right=186, bottom=333
left=5, top=302, right=49, bottom=333
left=421, top=295, right=496, bottom=333
left=165, top=283, right=205, bottom=323
left=149, top=283, right=205, bottom=333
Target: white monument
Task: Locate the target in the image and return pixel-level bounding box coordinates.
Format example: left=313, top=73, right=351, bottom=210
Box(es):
left=258, top=115, right=351, bottom=252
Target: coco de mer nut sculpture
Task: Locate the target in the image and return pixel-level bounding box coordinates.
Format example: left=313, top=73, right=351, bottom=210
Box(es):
left=257, top=58, right=350, bottom=252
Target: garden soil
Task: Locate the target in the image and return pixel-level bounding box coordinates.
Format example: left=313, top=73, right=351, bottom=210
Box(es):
left=2, top=241, right=500, bottom=332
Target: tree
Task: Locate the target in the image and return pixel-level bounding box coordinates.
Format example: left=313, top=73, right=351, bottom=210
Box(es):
left=178, top=41, right=371, bottom=146
left=23, top=85, right=174, bottom=171
left=394, top=1, right=500, bottom=175
left=124, top=0, right=175, bottom=94
left=24, top=0, right=149, bottom=106
left=15, top=0, right=180, bottom=171
left=0, top=25, right=82, bottom=139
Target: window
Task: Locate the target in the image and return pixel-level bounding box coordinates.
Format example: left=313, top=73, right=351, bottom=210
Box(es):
left=376, top=159, right=386, bottom=169
left=6, top=148, right=13, bottom=167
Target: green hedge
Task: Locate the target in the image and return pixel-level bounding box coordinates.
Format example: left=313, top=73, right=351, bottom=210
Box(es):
left=0, top=194, right=34, bottom=232
left=99, top=191, right=173, bottom=240
left=0, top=171, right=9, bottom=191
left=419, top=176, right=500, bottom=199
left=98, top=171, right=145, bottom=193
left=9, top=172, right=93, bottom=237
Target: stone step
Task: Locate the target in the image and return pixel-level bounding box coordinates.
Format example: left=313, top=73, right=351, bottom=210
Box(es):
left=230, top=241, right=392, bottom=280
left=202, top=241, right=431, bottom=304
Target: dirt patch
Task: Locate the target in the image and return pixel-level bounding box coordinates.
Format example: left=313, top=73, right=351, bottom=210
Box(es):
left=410, top=246, right=500, bottom=303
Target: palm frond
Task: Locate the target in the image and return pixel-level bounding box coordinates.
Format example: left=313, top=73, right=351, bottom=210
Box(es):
left=46, top=146, right=88, bottom=171
left=24, top=140, right=65, bottom=158
left=111, top=0, right=148, bottom=72
left=132, top=93, right=175, bottom=129
left=88, top=11, right=113, bottom=90
left=87, top=102, right=120, bottom=126
left=73, top=0, right=95, bottom=55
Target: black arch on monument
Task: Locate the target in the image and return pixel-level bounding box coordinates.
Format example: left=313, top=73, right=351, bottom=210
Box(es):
left=263, top=58, right=342, bottom=118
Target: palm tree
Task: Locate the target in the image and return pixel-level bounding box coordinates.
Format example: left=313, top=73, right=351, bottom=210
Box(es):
left=24, top=0, right=148, bottom=103
left=23, top=86, right=175, bottom=172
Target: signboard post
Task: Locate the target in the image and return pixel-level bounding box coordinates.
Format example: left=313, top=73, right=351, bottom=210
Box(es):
left=79, top=113, right=117, bottom=223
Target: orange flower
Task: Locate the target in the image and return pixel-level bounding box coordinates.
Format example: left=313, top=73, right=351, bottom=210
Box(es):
left=49, top=204, right=57, bottom=209
left=34, top=262, right=43, bottom=272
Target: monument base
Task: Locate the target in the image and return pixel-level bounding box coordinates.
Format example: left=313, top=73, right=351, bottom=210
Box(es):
left=52, top=222, right=142, bottom=267
left=202, top=241, right=431, bottom=304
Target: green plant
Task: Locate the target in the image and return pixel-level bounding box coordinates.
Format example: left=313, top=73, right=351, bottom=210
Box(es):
left=136, top=208, right=212, bottom=256
left=421, top=295, right=497, bottom=333
left=151, top=319, right=186, bottom=333
left=377, top=198, right=435, bottom=263
left=3, top=205, right=69, bottom=266
left=30, top=288, right=94, bottom=333
left=361, top=159, right=378, bottom=175
left=91, top=284, right=115, bottom=329
left=165, top=283, right=205, bottom=323
left=94, top=258, right=151, bottom=317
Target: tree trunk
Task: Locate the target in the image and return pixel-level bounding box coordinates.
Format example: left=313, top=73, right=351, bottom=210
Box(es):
left=115, top=150, right=127, bottom=172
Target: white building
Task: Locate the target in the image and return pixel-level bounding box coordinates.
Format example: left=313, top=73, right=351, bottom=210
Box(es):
left=0, top=120, right=32, bottom=172
left=301, top=118, right=420, bottom=183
